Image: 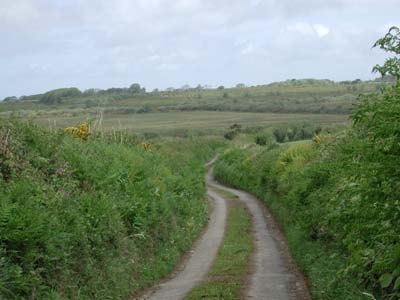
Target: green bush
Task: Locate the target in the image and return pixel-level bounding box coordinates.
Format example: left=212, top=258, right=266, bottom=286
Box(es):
left=40, top=88, right=82, bottom=105
left=273, top=127, right=286, bottom=143
left=255, top=133, right=269, bottom=146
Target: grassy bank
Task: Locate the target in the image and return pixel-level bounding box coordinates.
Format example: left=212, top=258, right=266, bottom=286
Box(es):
left=187, top=188, right=253, bottom=300
left=0, top=119, right=223, bottom=299
left=214, top=81, right=400, bottom=299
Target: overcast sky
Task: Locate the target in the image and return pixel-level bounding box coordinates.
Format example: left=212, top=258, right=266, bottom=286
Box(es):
left=0, top=0, right=399, bottom=98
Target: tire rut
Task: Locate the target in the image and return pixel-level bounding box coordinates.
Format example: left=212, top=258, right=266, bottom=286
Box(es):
left=141, top=186, right=227, bottom=300
left=207, top=166, right=310, bottom=300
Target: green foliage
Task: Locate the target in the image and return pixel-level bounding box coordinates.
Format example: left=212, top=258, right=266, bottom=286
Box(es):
left=0, top=119, right=223, bottom=299
left=271, top=123, right=322, bottom=143
left=40, top=88, right=82, bottom=105
left=255, top=132, right=278, bottom=150
left=373, top=26, right=400, bottom=79
left=273, top=127, right=286, bottom=142
left=229, top=123, right=242, bottom=131
left=223, top=123, right=243, bottom=140
left=223, top=131, right=237, bottom=140
left=129, top=83, right=145, bottom=94
left=255, top=133, right=269, bottom=145
left=2, top=96, right=18, bottom=102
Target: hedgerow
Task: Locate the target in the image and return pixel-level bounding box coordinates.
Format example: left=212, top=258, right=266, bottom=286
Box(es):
left=214, top=27, right=400, bottom=300
left=0, top=119, right=223, bottom=299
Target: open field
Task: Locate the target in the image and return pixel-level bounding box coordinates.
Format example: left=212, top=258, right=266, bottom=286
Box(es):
left=0, top=79, right=371, bottom=138
left=34, top=111, right=348, bottom=135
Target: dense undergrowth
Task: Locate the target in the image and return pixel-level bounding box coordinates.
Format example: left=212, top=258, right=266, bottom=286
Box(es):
left=215, top=27, right=400, bottom=300
left=0, top=119, right=223, bottom=299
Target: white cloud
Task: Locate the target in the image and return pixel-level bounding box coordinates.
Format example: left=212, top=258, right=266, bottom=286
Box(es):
left=241, top=43, right=256, bottom=55
left=287, top=22, right=329, bottom=38
left=144, top=54, right=161, bottom=62
left=287, top=22, right=315, bottom=36
left=314, top=24, right=330, bottom=38
left=0, top=0, right=398, bottom=98
left=156, top=63, right=179, bottom=71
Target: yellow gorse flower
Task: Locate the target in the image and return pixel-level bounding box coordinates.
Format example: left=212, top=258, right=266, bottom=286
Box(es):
left=142, top=142, right=152, bottom=151
left=313, top=134, right=333, bottom=145
left=64, top=122, right=90, bottom=140
left=313, top=134, right=321, bottom=144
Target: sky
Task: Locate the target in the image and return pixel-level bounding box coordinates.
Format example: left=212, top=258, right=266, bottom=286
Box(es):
left=0, top=0, right=399, bottom=99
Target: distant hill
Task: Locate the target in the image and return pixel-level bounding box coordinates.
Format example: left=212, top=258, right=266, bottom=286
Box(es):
left=0, top=77, right=394, bottom=117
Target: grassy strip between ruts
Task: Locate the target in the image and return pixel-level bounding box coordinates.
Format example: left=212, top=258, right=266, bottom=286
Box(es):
left=187, top=188, right=253, bottom=300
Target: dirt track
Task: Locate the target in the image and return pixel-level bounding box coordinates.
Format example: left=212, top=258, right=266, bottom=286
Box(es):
left=142, top=160, right=310, bottom=300
left=142, top=188, right=227, bottom=300
left=207, top=166, right=310, bottom=300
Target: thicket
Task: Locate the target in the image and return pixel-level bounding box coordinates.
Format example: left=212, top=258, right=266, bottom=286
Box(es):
left=0, top=119, right=223, bottom=299
left=223, top=124, right=242, bottom=140
left=39, top=88, right=82, bottom=105
left=272, top=123, right=322, bottom=143
left=214, top=27, right=400, bottom=300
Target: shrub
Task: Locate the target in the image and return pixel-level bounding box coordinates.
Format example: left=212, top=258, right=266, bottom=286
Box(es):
left=255, top=134, right=269, bottom=145
left=255, top=133, right=277, bottom=149
left=224, top=130, right=237, bottom=140
left=273, top=127, right=286, bottom=143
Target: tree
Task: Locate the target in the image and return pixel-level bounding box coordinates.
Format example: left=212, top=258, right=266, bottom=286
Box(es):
left=83, top=88, right=100, bottom=96
left=129, top=83, right=142, bottom=93
left=217, top=86, right=225, bottom=90
left=3, top=96, right=18, bottom=102
left=40, top=88, right=81, bottom=105
left=373, top=26, right=400, bottom=79
left=236, top=83, right=246, bottom=88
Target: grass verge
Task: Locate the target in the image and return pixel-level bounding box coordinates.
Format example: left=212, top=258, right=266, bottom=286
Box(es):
left=187, top=188, right=253, bottom=300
